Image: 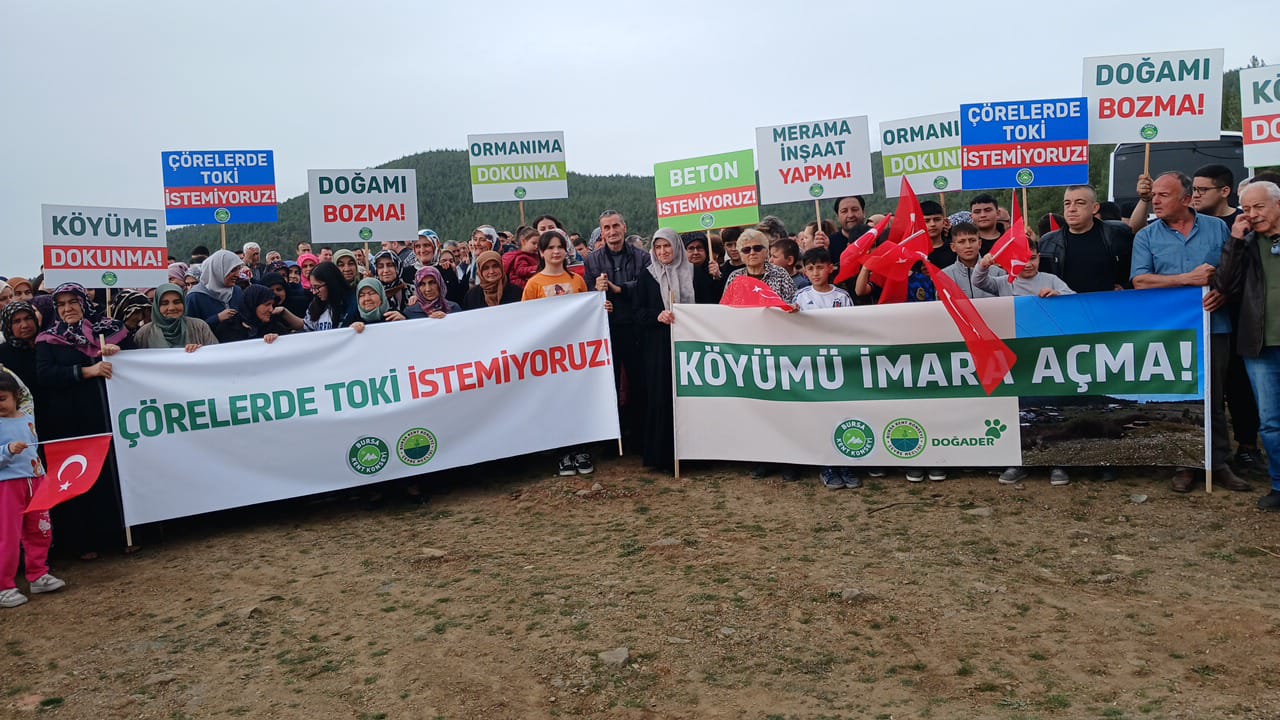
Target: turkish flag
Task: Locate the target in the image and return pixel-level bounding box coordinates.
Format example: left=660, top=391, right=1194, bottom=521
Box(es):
left=990, top=192, right=1031, bottom=284
left=720, top=277, right=796, bottom=312
left=833, top=214, right=891, bottom=284
left=923, top=261, right=1017, bottom=395
left=25, top=434, right=113, bottom=514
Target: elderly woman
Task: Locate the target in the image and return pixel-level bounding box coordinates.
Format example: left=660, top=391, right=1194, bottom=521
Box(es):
left=349, top=277, right=408, bottom=333
left=185, top=249, right=245, bottom=337
left=109, top=289, right=151, bottom=337
left=0, top=302, right=40, bottom=389
left=134, top=284, right=217, bottom=351
left=462, top=250, right=522, bottom=310
left=681, top=232, right=725, bottom=303
left=0, top=283, right=11, bottom=312
left=35, top=284, right=133, bottom=559
left=405, top=267, right=460, bottom=319
left=635, top=229, right=696, bottom=472
left=332, top=249, right=362, bottom=290
left=723, top=228, right=796, bottom=305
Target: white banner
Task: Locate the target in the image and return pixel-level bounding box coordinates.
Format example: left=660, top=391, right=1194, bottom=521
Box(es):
left=467, top=131, right=568, bottom=203
left=306, top=169, right=418, bottom=244
left=755, top=116, right=872, bottom=205
left=879, top=112, right=962, bottom=197
left=41, top=204, right=167, bottom=289
left=106, top=294, right=619, bottom=525
left=1083, top=48, right=1224, bottom=143
left=1241, top=65, right=1280, bottom=168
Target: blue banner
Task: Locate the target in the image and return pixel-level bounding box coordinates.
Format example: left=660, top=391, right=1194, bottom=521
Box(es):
left=960, top=98, right=1090, bottom=190
left=161, top=150, right=278, bottom=226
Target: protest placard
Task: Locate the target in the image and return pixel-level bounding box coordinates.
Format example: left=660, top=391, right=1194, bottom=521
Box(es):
left=653, top=150, right=759, bottom=233
left=960, top=97, right=1090, bottom=190
left=41, top=204, right=167, bottom=288
left=306, top=169, right=418, bottom=244
left=467, top=131, right=568, bottom=203
left=106, top=294, right=619, bottom=526
left=673, top=288, right=1206, bottom=469
left=1083, top=49, right=1224, bottom=144
left=755, top=116, right=872, bottom=204
left=1241, top=64, right=1280, bottom=168
left=880, top=112, right=962, bottom=197
left=161, top=150, right=277, bottom=226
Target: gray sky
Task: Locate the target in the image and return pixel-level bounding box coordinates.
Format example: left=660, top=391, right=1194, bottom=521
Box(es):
left=1, top=0, right=1270, bottom=275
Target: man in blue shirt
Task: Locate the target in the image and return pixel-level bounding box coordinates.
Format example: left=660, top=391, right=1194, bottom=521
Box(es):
left=1131, top=171, right=1252, bottom=493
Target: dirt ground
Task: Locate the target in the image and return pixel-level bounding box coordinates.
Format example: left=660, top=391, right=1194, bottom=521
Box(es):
left=2, top=454, right=1279, bottom=720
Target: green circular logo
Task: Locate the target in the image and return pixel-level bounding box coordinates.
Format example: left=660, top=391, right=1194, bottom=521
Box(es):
left=1015, top=168, right=1035, bottom=187
left=514, top=186, right=527, bottom=199
left=1140, top=124, right=1158, bottom=141
left=358, top=227, right=373, bottom=241
left=396, top=427, right=438, bottom=467
left=100, top=271, right=118, bottom=287
left=883, top=418, right=927, bottom=459
left=213, top=208, right=231, bottom=223
left=933, top=176, right=949, bottom=190
left=347, top=436, right=389, bottom=476
left=833, top=419, right=875, bottom=459
left=699, top=213, right=715, bottom=228
left=808, top=183, right=824, bottom=198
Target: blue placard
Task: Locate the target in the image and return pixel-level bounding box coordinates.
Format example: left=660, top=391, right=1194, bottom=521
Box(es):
left=161, top=150, right=278, bottom=225
left=959, top=98, right=1090, bottom=190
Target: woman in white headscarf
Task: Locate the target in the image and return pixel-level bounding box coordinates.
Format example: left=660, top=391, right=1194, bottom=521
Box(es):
left=184, top=249, right=245, bottom=337
left=634, top=228, right=695, bottom=472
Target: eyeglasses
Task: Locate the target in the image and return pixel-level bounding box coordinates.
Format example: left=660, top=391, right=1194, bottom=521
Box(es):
left=740, top=245, right=767, bottom=254
left=1191, top=185, right=1225, bottom=195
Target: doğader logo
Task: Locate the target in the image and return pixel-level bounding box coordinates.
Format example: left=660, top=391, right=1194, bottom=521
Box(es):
left=348, top=436, right=389, bottom=476
left=833, top=419, right=874, bottom=459
left=883, top=418, right=927, bottom=459
left=397, top=428, right=438, bottom=467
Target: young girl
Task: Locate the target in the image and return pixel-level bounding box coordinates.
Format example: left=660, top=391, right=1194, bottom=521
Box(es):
left=0, top=373, right=64, bottom=608
left=521, top=230, right=593, bottom=476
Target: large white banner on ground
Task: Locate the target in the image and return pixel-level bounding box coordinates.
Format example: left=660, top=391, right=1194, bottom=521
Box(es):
left=672, top=289, right=1208, bottom=469
left=106, top=294, right=619, bottom=525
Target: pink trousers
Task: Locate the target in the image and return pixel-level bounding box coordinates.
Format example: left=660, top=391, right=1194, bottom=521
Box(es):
left=0, top=477, right=51, bottom=590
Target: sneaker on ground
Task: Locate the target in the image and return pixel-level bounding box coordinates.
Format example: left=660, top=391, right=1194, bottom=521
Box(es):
left=998, top=467, right=1028, bottom=485
left=558, top=454, right=577, bottom=477
left=1233, top=447, right=1265, bottom=472
left=1049, top=467, right=1070, bottom=486
left=574, top=453, right=594, bottom=475
left=840, top=468, right=862, bottom=489
left=29, top=574, right=65, bottom=594
left=820, top=467, right=844, bottom=490
left=927, top=468, right=947, bottom=482
left=865, top=469, right=886, bottom=478
left=0, top=588, right=28, bottom=608
left=905, top=469, right=925, bottom=483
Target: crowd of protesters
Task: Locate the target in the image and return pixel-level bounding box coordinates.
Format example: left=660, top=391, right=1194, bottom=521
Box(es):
left=3, top=168, right=1280, bottom=608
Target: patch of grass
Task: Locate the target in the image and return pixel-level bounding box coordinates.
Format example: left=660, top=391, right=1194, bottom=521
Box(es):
left=38, top=698, right=63, bottom=709
left=1029, top=651, right=1047, bottom=661
left=619, top=538, right=643, bottom=557
left=956, top=659, right=975, bottom=677
left=1041, top=693, right=1071, bottom=710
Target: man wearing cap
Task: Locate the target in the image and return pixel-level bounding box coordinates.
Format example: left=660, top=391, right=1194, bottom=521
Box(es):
left=243, top=242, right=265, bottom=281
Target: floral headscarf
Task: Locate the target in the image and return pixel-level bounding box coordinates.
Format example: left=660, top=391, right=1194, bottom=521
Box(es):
left=36, top=283, right=128, bottom=359
left=0, top=301, right=38, bottom=349
left=413, top=266, right=449, bottom=316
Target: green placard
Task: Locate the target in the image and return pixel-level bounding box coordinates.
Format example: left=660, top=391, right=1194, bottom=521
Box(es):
left=654, top=149, right=760, bottom=233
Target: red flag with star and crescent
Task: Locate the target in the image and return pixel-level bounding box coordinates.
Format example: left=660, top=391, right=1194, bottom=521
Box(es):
left=25, top=434, right=113, bottom=514
left=720, top=277, right=797, bottom=312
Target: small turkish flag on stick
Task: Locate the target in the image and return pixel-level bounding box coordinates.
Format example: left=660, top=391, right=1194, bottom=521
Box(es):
left=25, top=433, right=113, bottom=514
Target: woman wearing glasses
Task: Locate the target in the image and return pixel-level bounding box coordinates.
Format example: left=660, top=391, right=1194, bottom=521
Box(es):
left=723, top=228, right=796, bottom=305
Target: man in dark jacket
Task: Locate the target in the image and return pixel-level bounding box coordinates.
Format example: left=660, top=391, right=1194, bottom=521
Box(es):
left=1037, top=185, right=1134, bottom=293
left=1218, top=180, right=1280, bottom=511
left=585, top=210, right=651, bottom=453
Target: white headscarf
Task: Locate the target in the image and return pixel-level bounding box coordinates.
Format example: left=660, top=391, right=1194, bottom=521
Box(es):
left=647, top=228, right=695, bottom=310
left=188, top=249, right=243, bottom=303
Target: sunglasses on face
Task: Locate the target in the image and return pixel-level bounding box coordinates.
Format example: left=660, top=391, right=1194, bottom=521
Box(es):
left=739, top=245, right=767, bottom=254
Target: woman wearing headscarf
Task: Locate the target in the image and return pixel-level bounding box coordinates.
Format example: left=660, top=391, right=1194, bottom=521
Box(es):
left=182, top=265, right=200, bottom=290
left=34, top=283, right=133, bottom=559
left=6, top=278, right=33, bottom=304
left=297, top=252, right=319, bottom=290
left=304, top=261, right=356, bottom=331
left=217, top=284, right=301, bottom=343
left=435, top=248, right=467, bottom=306
left=185, top=248, right=245, bottom=337
left=405, top=266, right=460, bottom=319
left=0, top=283, right=11, bottom=312
left=349, top=277, right=409, bottom=332
left=260, top=271, right=310, bottom=318
left=635, top=229, right=696, bottom=472
left=134, top=284, right=217, bottom=352
left=166, top=263, right=189, bottom=287
left=462, top=250, right=522, bottom=310
left=332, top=249, right=361, bottom=290
left=108, top=289, right=151, bottom=338
left=370, top=250, right=411, bottom=312
left=681, top=232, right=725, bottom=303
left=0, top=302, right=41, bottom=389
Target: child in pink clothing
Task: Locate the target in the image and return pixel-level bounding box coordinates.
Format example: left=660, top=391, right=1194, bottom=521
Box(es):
left=0, top=372, right=65, bottom=608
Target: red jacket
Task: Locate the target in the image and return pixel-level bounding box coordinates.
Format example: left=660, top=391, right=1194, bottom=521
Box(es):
left=502, top=250, right=540, bottom=289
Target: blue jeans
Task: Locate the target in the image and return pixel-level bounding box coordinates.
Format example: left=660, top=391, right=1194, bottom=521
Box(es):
left=1244, top=346, right=1280, bottom=490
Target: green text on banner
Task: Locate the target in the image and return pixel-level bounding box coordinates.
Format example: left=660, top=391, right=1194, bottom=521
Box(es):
left=1082, top=48, right=1224, bottom=144
left=879, top=112, right=962, bottom=197
left=754, top=116, right=872, bottom=204
left=654, top=150, right=759, bottom=233
left=467, top=131, right=568, bottom=203
left=106, top=294, right=620, bottom=526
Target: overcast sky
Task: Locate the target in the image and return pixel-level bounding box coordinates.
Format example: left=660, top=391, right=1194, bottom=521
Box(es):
left=0, top=0, right=1271, bottom=275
